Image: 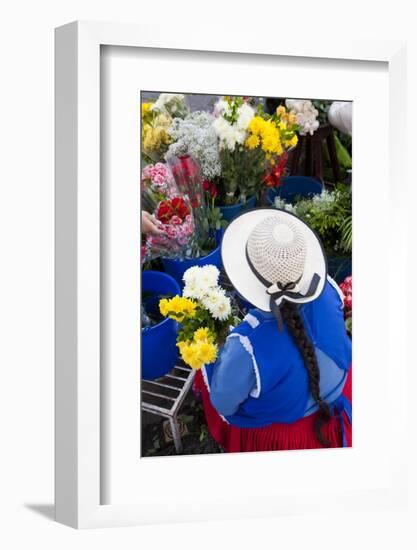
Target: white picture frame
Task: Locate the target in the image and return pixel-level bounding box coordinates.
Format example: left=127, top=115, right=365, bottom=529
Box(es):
left=55, top=20, right=408, bottom=529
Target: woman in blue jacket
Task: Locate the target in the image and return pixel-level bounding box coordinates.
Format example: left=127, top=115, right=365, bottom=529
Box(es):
left=195, top=208, right=352, bottom=451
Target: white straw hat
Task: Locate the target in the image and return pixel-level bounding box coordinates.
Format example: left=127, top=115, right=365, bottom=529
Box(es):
left=221, top=208, right=327, bottom=313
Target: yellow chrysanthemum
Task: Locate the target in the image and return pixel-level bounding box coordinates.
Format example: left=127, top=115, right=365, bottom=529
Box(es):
left=193, top=327, right=212, bottom=343
left=159, top=298, right=170, bottom=317
left=141, top=102, right=152, bottom=117
left=248, top=116, right=266, bottom=136
left=197, top=341, right=218, bottom=364
left=262, top=131, right=281, bottom=154
left=245, top=134, right=260, bottom=149
left=178, top=342, right=202, bottom=370
left=159, top=295, right=197, bottom=321
left=176, top=338, right=218, bottom=370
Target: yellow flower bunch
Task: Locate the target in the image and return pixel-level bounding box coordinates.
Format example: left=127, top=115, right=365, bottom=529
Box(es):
left=141, top=102, right=153, bottom=118
left=142, top=113, right=172, bottom=157
left=245, top=108, right=298, bottom=164
left=246, top=116, right=283, bottom=155
left=177, top=327, right=218, bottom=370
left=159, top=295, right=197, bottom=322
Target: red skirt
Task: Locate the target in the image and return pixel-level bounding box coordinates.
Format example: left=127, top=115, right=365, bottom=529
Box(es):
left=194, top=366, right=352, bottom=452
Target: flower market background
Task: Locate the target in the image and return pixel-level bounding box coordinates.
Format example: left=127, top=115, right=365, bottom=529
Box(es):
left=140, top=92, right=352, bottom=457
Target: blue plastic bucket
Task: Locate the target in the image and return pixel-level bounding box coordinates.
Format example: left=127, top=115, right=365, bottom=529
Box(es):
left=141, top=270, right=181, bottom=380
left=162, top=244, right=222, bottom=287
left=327, top=256, right=352, bottom=283
left=267, top=176, right=323, bottom=206
left=219, top=195, right=256, bottom=222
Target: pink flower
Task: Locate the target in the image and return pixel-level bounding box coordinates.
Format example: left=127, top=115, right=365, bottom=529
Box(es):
left=170, top=215, right=182, bottom=225
left=165, top=225, right=177, bottom=238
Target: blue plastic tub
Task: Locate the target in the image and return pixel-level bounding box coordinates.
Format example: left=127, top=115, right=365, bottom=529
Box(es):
left=327, top=256, right=352, bottom=284
left=162, top=244, right=222, bottom=287
left=219, top=195, right=256, bottom=222
left=267, top=176, right=323, bottom=206
left=141, top=270, right=181, bottom=380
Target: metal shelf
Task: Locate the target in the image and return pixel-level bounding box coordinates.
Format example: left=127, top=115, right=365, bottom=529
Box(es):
left=141, top=363, right=195, bottom=453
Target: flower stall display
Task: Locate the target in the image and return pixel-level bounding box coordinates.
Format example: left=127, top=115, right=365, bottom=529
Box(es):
left=159, top=265, right=232, bottom=370
left=139, top=93, right=352, bottom=457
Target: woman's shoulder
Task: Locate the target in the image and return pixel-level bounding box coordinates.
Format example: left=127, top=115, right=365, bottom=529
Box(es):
left=304, top=277, right=345, bottom=315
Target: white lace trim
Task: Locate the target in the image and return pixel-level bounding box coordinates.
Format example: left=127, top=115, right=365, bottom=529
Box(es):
left=227, top=333, right=261, bottom=398
left=200, top=365, right=229, bottom=423
left=243, top=312, right=260, bottom=329
left=327, top=275, right=345, bottom=310
left=201, top=365, right=210, bottom=393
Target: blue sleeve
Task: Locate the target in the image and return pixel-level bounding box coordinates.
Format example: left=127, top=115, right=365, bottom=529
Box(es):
left=303, top=280, right=352, bottom=371
left=209, top=336, right=256, bottom=417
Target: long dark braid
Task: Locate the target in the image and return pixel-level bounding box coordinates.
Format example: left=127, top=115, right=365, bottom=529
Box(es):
left=280, top=301, right=332, bottom=447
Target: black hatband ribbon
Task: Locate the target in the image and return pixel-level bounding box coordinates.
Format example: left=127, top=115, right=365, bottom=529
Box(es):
left=245, top=245, right=321, bottom=331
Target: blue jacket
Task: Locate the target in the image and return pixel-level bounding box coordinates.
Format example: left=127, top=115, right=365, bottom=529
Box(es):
left=202, top=279, right=352, bottom=429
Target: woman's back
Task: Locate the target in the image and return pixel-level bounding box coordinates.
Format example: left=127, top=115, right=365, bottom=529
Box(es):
left=204, top=279, right=351, bottom=428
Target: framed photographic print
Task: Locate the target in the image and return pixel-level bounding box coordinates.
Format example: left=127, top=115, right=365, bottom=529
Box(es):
left=55, top=21, right=408, bottom=528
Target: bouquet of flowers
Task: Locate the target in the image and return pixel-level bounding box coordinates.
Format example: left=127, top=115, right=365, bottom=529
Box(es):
left=141, top=162, right=198, bottom=260
left=141, top=162, right=178, bottom=211
left=167, top=154, right=222, bottom=254
left=159, top=265, right=232, bottom=370
left=212, top=96, right=261, bottom=204
left=245, top=104, right=298, bottom=191
left=285, top=99, right=319, bottom=136
left=213, top=97, right=299, bottom=203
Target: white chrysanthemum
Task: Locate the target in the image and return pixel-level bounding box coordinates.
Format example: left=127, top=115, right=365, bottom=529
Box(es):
left=203, top=289, right=231, bottom=321
left=182, top=281, right=207, bottom=301
left=182, top=266, right=201, bottom=287
left=199, top=265, right=220, bottom=288
left=212, top=116, right=230, bottom=138
left=213, top=99, right=230, bottom=117
left=236, top=103, right=255, bottom=130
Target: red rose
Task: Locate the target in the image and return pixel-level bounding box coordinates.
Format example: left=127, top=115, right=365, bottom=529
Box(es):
left=156, top=201, right=173, bottom=223
left=170, top=197, right=190, bottom=219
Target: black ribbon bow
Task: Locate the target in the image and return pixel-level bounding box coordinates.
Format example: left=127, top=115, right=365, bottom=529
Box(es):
left=245, top=245, right=321, bottom=331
